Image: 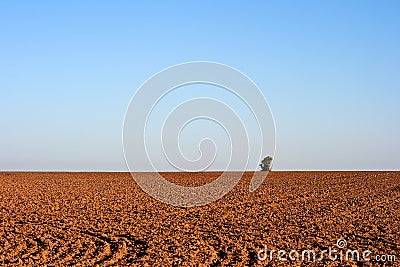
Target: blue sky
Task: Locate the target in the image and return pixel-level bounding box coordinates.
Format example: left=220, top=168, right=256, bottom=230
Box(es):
left=1, top=1, right=399, bottom=170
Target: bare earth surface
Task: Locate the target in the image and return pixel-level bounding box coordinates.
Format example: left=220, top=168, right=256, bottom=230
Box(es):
left=0, top=172, right=399, bottom=266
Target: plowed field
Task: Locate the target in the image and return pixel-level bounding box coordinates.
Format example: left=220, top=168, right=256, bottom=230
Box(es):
left=0, top=172, right=399, bottom=266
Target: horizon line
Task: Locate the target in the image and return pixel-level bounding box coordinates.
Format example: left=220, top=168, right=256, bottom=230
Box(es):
left=1, top=169, right=399, bottom=173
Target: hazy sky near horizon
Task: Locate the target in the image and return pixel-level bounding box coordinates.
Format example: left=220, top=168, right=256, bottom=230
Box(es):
left=1, top=1, right=399, bottom=171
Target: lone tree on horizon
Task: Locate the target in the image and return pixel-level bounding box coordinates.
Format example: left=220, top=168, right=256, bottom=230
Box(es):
left=259, top=156, right=273, bottom=171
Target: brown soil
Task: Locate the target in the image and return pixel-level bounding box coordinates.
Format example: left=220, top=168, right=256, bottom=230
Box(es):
left=0, top=172, right=399, bottom=266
